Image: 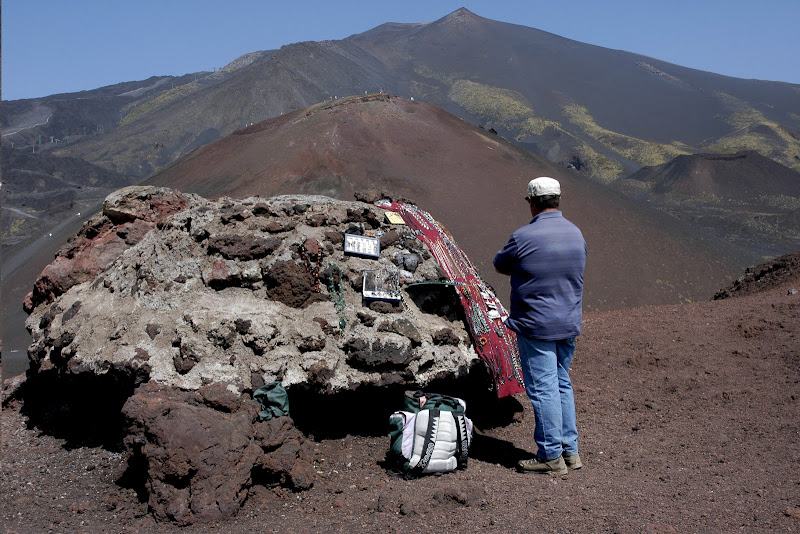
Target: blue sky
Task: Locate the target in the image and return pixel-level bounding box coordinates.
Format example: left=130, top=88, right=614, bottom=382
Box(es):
left=2, top=0, right=799, bottom=101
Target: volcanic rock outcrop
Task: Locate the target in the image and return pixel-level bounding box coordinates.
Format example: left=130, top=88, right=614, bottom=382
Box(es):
left=25, top=186, right=478, bottom=391
left=23, top=186, right=482, bottom=523
left=713, top=250, right=800, bottom=300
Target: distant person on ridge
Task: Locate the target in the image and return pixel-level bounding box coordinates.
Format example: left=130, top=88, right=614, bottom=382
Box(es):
left=493, top=176, right=587, bottom=475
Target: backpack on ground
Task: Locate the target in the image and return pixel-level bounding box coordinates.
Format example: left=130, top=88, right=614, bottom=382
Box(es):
left=387, top=390, right=473, bottom=478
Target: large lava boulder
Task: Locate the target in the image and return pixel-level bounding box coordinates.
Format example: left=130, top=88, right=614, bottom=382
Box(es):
left=23, top=186, right=482, bottom=524
left=25, top=187, right=478, bottom=392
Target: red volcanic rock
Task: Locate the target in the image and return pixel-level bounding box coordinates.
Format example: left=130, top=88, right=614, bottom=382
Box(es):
left=103, top=186, right=189, bottom=225
left=264, top=259, right=326, bottom=309
left=713, top=250, right=800, bottom=299
left=24, top=224, right=129, bottom=312
left=303, top=237, right=322, bottom=257
left=23, top=187, right=190, bottom=313
left=122, top=382, right=313, bottom=525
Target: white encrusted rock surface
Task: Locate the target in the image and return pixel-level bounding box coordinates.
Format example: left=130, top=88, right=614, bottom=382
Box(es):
left=25, top=188, right=480, bottom=395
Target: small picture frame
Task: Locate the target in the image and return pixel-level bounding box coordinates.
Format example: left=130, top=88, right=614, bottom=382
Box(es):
left=362, top=269, right=401, bottom=301
left=344, top=233, right=380, bottom=258
left=384, top=212, right=405, bottom=225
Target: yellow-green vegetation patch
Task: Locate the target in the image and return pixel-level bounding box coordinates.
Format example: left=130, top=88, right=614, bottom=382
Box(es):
left=574, top=143, right=626, bottom=183
left=758, top=194, right=800, bottom=211
left=448, top=80, right=560, bottom=137
left=120, top=82, right=200, bottom=126
left=413, top=63, right=458, bottom=85
left=563, top=104, right=688, bottom=167
left=7, top=219, right=28, bottom=235
left=449, top=80, right=532, bottom=123
left=447, top=84, right=622, bottom=182
left=672, top=141, right=694, bottom=152
left=710, top=129, right=800, bottom=173
left=713, top=92, right=800, bottom=172
left=723, top=109, right=764, bottom=130
left=518, top=116, right=561, bottom=137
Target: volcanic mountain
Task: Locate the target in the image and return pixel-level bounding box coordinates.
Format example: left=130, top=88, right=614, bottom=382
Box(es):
left=3, top=8, right=798, bottom=264
left=144, top=94, right=751, bottom=312
left=4, top=9, right=798, bottom=183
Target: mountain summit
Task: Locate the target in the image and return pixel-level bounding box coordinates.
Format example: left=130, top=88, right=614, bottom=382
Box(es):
left=5, top=8, right=797, bottom=182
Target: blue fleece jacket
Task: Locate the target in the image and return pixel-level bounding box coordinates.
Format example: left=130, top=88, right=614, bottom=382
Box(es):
left=493, top=211, right=586, bottom=340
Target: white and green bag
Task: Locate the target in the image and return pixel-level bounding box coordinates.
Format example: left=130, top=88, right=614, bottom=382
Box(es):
left=387, top=391, right=473, bottom=477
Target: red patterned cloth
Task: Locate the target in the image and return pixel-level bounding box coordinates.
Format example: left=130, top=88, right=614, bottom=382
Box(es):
left=378, top=201, right=525, bottom=398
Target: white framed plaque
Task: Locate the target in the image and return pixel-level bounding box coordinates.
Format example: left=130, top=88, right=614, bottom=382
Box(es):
left=362, top=269, right=401, bottom=301
left=343, top=233, right=380, bottom=258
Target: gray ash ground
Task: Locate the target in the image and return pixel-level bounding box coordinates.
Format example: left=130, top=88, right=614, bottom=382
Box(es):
left=2, top=253, right=799, bottom=533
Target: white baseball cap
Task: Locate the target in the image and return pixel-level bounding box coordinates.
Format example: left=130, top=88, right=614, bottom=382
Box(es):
left=526, top=177, right=561, bottom=199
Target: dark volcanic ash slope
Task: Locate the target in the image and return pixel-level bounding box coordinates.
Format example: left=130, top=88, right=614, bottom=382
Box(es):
left=1, top=149, right=137, bottom=251
left=145, top=94, right=753, bottom=311
left=619, top=151, right=800, bottom=256
left=1, top=150, right=138, bottom=356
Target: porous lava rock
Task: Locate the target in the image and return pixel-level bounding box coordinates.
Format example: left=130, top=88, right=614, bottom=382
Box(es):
left=122, top=382, right=313, bottom=525
left=713, top=250, right=800, bottom=299
left=23, top=186, right=190, bottom=313
left=22, top=186, right=481, bottom=523
left=25, top=187, right=478, bottom=393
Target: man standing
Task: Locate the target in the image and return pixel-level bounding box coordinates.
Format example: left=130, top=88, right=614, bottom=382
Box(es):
left=493, top=176, right=587, bottom=475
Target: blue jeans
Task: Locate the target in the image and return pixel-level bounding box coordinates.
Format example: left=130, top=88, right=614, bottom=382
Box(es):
left=517, top=334, right=578, bottom=461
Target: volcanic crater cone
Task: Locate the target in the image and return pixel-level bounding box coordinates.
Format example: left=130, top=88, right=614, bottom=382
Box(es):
left=146, top=94, right=754, bottom=311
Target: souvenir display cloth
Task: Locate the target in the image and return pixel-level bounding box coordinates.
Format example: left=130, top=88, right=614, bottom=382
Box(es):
left=377, top=201, right=525, bottom=398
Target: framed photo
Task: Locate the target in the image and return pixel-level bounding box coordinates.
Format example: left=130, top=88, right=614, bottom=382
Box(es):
left=344, top=233, right=380, bottom=258
left=362, top=269, right=401, bottom=301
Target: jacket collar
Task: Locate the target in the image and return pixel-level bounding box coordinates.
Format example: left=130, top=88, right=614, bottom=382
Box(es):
left=530, top=210, right=562, bottom=224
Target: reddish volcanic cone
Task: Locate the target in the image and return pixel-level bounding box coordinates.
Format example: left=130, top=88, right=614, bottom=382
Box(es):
left=146, top=94, right=752, bottom=310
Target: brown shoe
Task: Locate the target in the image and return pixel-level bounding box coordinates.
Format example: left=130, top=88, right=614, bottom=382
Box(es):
left=516, top=456, right=567, bottom=475
left=563, top=453, right=583, bottom=470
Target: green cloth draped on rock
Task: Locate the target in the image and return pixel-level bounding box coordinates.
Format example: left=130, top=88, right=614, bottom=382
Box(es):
left=253, top=382, right=290, bottom=421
